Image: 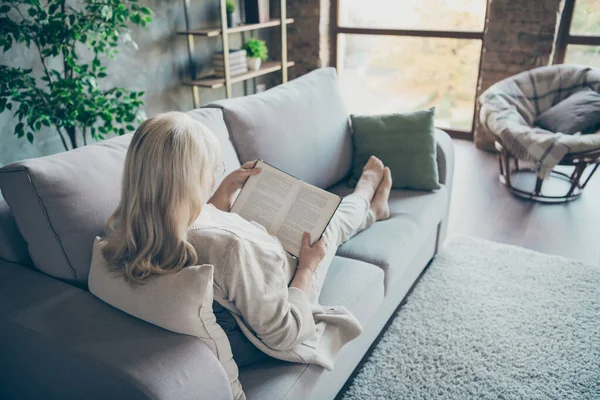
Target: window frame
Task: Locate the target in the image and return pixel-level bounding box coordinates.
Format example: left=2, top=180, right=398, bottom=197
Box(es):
left=554, top=0, right=600, bottom=64
left=331, top=0, right=489, bottom=139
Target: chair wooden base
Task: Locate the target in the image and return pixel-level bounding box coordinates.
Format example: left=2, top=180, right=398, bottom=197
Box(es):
left=495, top=141, right=600, bottom=203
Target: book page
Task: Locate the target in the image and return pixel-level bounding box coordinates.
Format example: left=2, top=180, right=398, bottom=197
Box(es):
left=230, top=161, right=301, bottom=235
left=275, top=182, right=342, bottom=257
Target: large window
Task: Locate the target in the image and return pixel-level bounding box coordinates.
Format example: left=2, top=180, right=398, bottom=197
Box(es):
left=334, top=0, right=488, bottom=137
left=555, top=0, right=600, bottom=67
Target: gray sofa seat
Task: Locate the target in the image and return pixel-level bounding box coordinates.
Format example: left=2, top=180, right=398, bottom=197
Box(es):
left=328, top=183, right=447, bottom=293
left=238, top=255, right=384, bottom=400
left=0, top=259, right=233, bottom=400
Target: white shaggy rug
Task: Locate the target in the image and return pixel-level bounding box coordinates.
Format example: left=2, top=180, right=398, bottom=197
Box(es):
left=341, top=236, right=600, bottom=400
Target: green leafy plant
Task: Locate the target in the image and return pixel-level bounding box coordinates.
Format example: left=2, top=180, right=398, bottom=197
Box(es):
left=244, top=38, right=268, bottom=61
left=225, top=0, right=235, bottom=14
left=0, top=0, right=152, bottom=150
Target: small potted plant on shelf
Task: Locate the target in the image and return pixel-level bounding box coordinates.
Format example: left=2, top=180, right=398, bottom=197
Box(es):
left=244, top=38, right=268, bottom=71
left=226, top=0, right=235, bottom=28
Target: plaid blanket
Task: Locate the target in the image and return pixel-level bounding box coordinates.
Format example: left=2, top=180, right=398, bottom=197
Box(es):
left=479, top=65, right=600, bottom=177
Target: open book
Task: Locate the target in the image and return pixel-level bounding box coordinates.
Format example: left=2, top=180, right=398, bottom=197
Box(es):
left=230, top=160, right=342, bottom=258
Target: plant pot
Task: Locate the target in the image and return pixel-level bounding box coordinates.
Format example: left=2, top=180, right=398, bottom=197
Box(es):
left=227, top=12, right=234, bottom=28
left=247, top=57, right=261, bottom=71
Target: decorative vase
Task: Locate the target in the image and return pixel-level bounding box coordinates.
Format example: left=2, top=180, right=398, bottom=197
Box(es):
left=226, top=12, right=234, bottom=28
left=247, top=57, right=261, bottom=71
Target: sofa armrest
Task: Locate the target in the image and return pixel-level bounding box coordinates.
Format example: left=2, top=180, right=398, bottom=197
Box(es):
left=0, top=260, right=233, bottom=400
left=434, top=129, right=455, bottom=250
left=435, top=128, right=455, bottom=189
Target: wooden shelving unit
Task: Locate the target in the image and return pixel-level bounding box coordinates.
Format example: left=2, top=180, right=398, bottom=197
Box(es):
left=178, top=18, right=294, bottom=37
left=184, top=61, right=295, bottom=89
left=181, top=0, right=293, bottom=107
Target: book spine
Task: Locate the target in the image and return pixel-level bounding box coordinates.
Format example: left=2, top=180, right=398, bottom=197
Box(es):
left=215, top=67, right=248, bottom=75
left=214, top=58, right=247, bottom=66
left=213, top=50, right=246, bottom=58
left=215, top=68, right=248, bottom=77
left=213, top=54, right=247, bottom=60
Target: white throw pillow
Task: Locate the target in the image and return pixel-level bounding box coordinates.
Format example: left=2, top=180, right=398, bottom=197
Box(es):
left=88, top=237, right=244, bottom=400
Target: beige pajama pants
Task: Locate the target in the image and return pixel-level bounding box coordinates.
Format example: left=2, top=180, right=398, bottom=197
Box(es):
left=308, top=193, right=376, bottom=303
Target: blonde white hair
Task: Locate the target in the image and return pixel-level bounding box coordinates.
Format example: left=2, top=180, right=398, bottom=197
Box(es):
left=102, top=111, right=221, bottom=283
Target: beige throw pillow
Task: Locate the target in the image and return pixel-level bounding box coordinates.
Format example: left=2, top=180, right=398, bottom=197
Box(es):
left=88, top=238, right=244, bottom=400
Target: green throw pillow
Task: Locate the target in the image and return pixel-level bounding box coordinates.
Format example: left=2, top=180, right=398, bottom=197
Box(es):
left=350, top=108, right=440, bottom=191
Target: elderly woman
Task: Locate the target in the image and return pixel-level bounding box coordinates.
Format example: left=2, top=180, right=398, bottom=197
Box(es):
left=96, top=111, right=392, bottom=368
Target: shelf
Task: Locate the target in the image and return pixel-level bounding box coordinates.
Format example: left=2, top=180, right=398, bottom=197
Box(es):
left=184, top=61, right=295, bottom=89
left=179, top=18, right=294, bottom=37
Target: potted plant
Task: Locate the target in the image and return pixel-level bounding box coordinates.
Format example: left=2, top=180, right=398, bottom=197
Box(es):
left=244, top=38, right=268, bottom=71
left=0, top=1, right=152, bottom=151
left=226, top=0, right=235, bottom=28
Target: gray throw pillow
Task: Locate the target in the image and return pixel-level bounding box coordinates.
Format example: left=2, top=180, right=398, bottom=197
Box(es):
left=536, top=88, right=600, bottom=134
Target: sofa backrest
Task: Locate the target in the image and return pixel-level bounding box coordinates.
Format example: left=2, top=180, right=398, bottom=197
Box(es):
left=0, top=108, right=238, bottom=288
left=207, top=67, right=353, bottom=189
left=188, top=108, right=241, bottom=173
left=0, top=200, right=31, bottom=265
left=0, top=134, right=132, bottom=287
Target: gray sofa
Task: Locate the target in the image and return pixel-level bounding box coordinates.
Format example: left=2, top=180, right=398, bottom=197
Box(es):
left=0, top=68, right=454, bottom=400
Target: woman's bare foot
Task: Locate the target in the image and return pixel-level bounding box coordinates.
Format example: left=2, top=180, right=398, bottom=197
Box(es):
left=354, top=156, right=385, bottom=201
left=370, top=167, right=392, bottom=220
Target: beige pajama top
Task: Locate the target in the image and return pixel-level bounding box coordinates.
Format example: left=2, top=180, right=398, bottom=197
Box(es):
left=188, top=202, right=365, bottom=370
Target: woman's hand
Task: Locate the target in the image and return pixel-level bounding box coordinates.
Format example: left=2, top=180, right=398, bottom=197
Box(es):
left=209, top=160, right=262, bottom=212
left=291, top=233, right=327, bottom=294
left=298, top=232, right=327, bottom=272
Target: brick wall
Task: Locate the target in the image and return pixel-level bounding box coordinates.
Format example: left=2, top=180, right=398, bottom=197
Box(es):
left=474, top=0, right=565, bottom=150
left=287, top=0, right=332, bottom=77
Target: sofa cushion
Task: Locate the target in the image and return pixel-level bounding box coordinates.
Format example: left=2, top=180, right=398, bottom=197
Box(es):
left=0, top=259, right=233, bottom=400
left=349, top=108, right=441, bottom=191
left=318, top=256, right=384, bottom=325
left=206, top=67, right=353, bottom=188
left=88, top=238, right=244, bottom=400
left=0, top=134, right=132, bottom=287
left=0, top=108, right=234, bottom=287
left=329, top=184, right=448, bottom=293
left=0, top=200, right=31, bottom=265
left=238, top=255, right=384, bottom=400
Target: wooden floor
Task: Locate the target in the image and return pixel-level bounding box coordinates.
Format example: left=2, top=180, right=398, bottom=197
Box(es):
left=448, top=139, right=600, bottom=266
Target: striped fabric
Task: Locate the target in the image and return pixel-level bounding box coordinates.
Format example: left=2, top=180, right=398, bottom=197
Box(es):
left=479, top=65, right=600, bottom=177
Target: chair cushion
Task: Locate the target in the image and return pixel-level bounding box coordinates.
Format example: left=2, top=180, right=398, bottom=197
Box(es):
left=238, top=255, right=384, bottom=400
left=0, top=200, right=31, bottom=265
left=535, top=88, right=600, bottom=135
left=206, top=67, right=353, bottom=189
left=88, top=238, right=244, bottom=400
left=329, top=184, right=447, bottom=293
left=0, top=109, right=235, bottom=287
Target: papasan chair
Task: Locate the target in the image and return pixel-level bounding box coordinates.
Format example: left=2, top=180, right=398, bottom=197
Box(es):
left=479, top=65, right=600, bottom=203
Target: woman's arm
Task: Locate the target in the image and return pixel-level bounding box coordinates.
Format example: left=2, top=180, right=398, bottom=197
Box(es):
left=209, top=161, right=261, bottom=212
left=222, top=236, right=323, bottom=352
